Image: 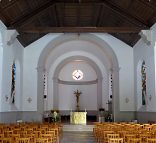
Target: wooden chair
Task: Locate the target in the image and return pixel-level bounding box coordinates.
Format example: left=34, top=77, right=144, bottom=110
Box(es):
left=139, top=133, right=151, bottom=142
left=34, top=138, right=48, bottom=143
left=116, top=130, right=129, bottom=138
left=19, top=131, right=28, bottom=138
left=102, top=130, right=114, bottom=143
left=11, top=134, right=20, bottom=142
left=15, top=138, right=30, bottom=143
left=107, top=134, right=120, bottom=143
left=107, top=134, right=120, bottom=138
left=13, top=129, right=21, bottom=134
left=22, top=134, right=35, bottom=142
left=127, top=138, right=142, bottom=143
left=0, top=137, right=12, bottom=143
left=40, top=134, right=54, bottom=143
left=147, top=138, right=156, bottom=143
left=108, top=138, right=123, bottom=143
left=123, top=134, right=136, bottom=143
left=25, top=129, right=33, bottom=134
left=4, top=131, right=13, bottom=137
left=45, top=131, right=57, bottom=142
left=0, top=133, right=4, bottom=138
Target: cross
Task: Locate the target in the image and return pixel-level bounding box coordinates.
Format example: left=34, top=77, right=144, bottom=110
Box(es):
left=74, top=90, right=82, bottom=111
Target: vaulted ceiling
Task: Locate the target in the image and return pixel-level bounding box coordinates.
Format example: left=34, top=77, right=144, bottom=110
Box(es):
left=0, top=0, right=156, bottom=47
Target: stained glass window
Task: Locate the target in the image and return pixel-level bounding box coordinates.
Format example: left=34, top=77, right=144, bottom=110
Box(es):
left=141, top=61, right=146, bottom=105
left=11, top=61, right=16, bottom=104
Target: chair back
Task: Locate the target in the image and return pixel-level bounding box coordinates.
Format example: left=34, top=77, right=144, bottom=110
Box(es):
left=108, top=138, right=123, bottom=143
left=127, top=138, right=142, bottom=143
left=1, top=137, right=12, bottom=143
left=16, top=137, right=30, bottom=143
left=35, top=138, right=48, bottom=143
left=147, top=138, right=156, bottom=143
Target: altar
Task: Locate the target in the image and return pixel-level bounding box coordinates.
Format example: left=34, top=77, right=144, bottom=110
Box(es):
left=70, top=112, right=87, bottom=125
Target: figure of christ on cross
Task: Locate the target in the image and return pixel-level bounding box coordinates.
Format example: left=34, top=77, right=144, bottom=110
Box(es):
left=74, top=90, right=82, bottom=111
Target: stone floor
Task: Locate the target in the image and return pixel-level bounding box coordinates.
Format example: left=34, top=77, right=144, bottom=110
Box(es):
left=63, top=124, right=94, bottom=131
left=60, top=131, right=96, bottom=143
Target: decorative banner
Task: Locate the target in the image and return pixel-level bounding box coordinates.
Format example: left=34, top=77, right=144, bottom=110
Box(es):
left=10, top=61, right=16, bottom=104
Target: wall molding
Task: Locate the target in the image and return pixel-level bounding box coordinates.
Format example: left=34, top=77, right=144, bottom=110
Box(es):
left=58, top=79, right=98, bottom=85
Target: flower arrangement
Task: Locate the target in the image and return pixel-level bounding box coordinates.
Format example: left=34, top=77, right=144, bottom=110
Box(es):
left=51, top=110, right=60, bottom=122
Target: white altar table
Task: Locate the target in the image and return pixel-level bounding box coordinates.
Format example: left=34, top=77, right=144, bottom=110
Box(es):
left=70, top=112, right=87, bottom=125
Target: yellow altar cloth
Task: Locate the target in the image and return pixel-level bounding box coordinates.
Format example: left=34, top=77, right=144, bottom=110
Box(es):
left=70, top=112, right=87, bottom=124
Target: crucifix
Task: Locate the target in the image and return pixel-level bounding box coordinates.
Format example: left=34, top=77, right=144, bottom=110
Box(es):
left=74, top=90, right=82, bottom=111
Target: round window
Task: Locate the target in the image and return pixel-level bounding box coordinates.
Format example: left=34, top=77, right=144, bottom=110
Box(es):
left=72, top=70, right=83, bottom=80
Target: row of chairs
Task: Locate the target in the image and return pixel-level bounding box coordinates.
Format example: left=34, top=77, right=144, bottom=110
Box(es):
left=0, top=137, right=51, bottom=143
left=93, top=122, right=156, bottom=143
left=0, top=122, right=62, bottom=143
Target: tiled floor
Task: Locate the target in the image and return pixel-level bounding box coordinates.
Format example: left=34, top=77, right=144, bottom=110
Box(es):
left=60, top=131, right=96, bottom=143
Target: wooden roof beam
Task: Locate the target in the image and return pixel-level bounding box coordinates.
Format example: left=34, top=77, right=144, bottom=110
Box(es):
left=53, top=0, right=104, bottom=3
left=17, top=26, right=146, bottom=33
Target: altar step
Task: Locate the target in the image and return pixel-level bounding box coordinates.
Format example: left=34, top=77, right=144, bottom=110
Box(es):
left=63, top=124, right=95, bottom=131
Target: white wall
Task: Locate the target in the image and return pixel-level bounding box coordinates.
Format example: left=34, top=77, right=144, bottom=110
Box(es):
left=134, top=24, right=156, bottom=112
left=94, top=33, right=134, bottom=111
left=153, top=24, right=156, bottom=106
left=46, top=40, right=109, bottom=111
left=23, top=34, right=61, bottom=111
left=58, top=61, right=98, bottom=111
left=0, top=21, right=24, bottom=122
left=59, top=84, right=97, bottom=111
left=0, top=21, right=6, bottom=112
left=23, top=33, right=135, bottom=122
left=59, top=61, right=97, bottom=81
left=0, top=34, right=3, bottom=112
left=1, top=30, right=24, bottom=112
left=23, top=34, right=109, bottom=111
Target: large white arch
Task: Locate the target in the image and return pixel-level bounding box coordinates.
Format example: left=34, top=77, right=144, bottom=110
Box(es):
left=37, top=33, right=119, bottom=121
left=48, top=53, right=105, bottom=112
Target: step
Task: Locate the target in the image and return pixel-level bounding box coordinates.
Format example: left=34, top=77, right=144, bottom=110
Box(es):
left=63, top=124, right=95, bottom=131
